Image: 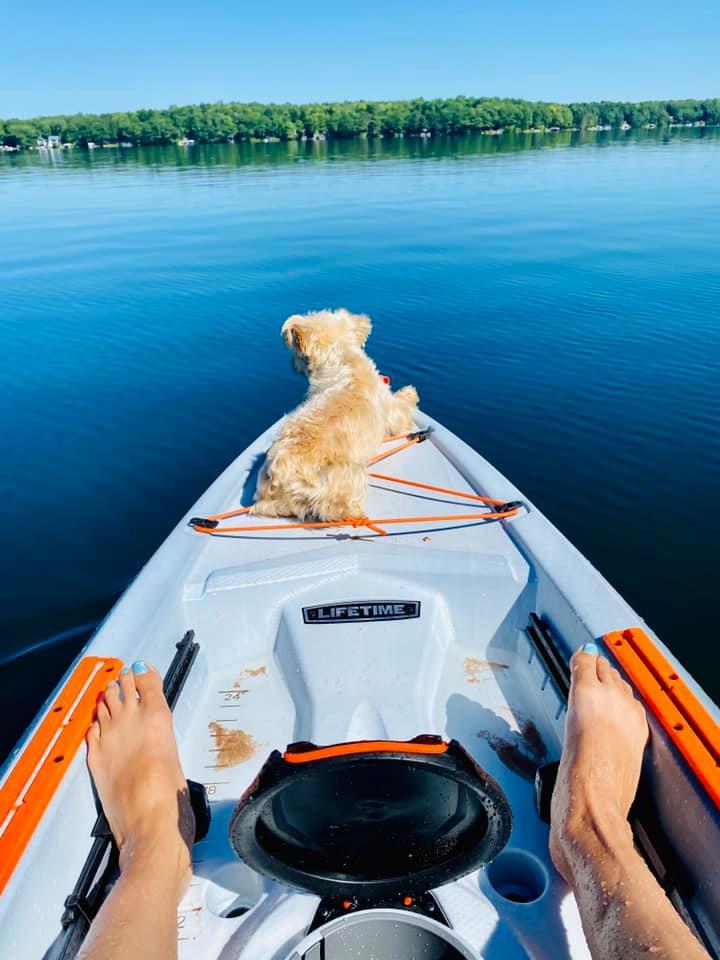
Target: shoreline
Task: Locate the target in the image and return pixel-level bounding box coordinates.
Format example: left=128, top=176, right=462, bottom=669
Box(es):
left=3, top=95, right=717, bottom=152
left=2, top=120, right=714, bottom=154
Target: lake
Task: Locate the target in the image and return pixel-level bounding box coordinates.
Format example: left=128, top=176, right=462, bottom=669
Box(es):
left=1, top=129, right=719, bottom=762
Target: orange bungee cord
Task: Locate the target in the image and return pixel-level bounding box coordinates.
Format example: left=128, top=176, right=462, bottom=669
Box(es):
left=190, top=427, right=524, bottom=537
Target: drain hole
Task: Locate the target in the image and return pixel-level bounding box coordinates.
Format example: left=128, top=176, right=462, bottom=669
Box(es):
left=486, top=849, right=548, bottom=904
left=222, top=900, right=250, bottom=919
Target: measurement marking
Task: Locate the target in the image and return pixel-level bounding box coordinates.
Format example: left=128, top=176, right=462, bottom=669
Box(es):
left=218, top=690, right=248, bottom=695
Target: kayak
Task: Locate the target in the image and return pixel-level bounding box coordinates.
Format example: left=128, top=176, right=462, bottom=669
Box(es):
left=1, top=411, right=718, bottom=959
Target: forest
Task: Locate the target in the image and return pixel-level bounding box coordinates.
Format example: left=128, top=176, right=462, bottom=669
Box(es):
left=2, top=96, right=718, bottom=148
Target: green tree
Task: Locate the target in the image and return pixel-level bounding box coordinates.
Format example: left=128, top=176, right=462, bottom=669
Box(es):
left=4, top=119, right=40, bottom=147
left=2, top=96, right=717, bottom=149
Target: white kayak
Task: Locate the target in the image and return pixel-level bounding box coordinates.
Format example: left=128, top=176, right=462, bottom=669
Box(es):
left=1, top=411, right=718, bottom=960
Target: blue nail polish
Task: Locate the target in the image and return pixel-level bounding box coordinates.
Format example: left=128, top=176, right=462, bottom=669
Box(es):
left=132, top=660, right=148, bottom=675
left=582, top=642, right=599, bottom=655
left=120, top=666, right=131, bottom=675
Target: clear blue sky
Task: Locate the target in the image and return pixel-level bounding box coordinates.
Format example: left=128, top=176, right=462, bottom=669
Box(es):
left=3, top=0, right=718, bottom=118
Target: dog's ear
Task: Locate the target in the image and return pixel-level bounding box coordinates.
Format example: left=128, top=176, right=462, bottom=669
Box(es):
left=282, top=315, right=308, bottom=355
left=351, top=313, right=372, bottom=348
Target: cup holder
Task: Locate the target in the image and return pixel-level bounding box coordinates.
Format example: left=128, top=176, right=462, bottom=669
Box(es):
left=205, top=862, right=264, bottom=918
left=485, top=849, right=548, bottom=904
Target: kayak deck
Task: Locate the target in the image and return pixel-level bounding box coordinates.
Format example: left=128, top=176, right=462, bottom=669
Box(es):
left=2, top=412, right=717, bottom=958
left=169, top=426, right=582, bottom=956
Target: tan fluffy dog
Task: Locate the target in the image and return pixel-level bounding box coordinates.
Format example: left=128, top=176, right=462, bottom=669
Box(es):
left=250, top=309, right=419, bottom=521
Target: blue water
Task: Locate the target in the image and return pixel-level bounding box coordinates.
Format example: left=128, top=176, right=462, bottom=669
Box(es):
left=1, top=130, right=719, bottom=760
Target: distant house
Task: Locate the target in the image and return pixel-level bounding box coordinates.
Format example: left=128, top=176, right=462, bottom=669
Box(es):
left=86, top=142, right=98, bottom=149
left=37, top=135, right=61, bottom=149
left=177, top=137, right=195, bottom=146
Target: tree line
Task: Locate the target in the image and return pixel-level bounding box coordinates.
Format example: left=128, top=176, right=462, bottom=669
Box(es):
left=2, top=96, right=718, bottom=149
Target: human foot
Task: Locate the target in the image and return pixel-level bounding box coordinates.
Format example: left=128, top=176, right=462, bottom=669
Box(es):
left=86, top=661, right=195, bottom=900
left=549, top=643, right=649, bottom=883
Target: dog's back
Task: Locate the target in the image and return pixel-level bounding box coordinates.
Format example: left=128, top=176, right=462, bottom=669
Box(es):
left=251, top=309, right=418, bottom=522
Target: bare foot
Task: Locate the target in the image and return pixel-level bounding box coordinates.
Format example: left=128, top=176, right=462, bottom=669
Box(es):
left=86, top=661, right=195, bottom=901
left=550, top=643, right=649, bottom=883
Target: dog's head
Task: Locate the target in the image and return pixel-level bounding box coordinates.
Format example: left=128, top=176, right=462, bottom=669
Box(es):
left=281, top=309, right=372, bottom=376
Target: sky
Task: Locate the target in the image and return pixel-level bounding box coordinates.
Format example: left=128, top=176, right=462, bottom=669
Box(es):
left=3, top=0, right=718, bottom=118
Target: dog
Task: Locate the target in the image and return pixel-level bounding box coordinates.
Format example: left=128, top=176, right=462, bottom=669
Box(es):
left=250, top=308, right=419, bottom=522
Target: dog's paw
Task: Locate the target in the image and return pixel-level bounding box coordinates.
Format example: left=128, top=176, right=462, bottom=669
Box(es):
left=248, top=499, right=281, bottom=518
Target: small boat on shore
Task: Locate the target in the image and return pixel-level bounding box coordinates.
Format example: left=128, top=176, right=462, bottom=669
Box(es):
left=1, top=411, right=718, bottom=959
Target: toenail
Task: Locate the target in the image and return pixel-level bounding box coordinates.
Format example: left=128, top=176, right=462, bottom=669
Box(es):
left=120, top=666, right=131, bottom=675
left=132, top=660, right=148, bottom=675
left=582, top=642, right=599, bottom=655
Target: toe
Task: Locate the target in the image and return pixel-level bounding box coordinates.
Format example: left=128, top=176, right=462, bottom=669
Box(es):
left=132, top=662, right=167, bottom=712
left=596, top=654, right=620, bottom=685
left=118, top=666, right=137, bottom=705
left=96, top=697, right=111, bottom=732
left=86, top=719, right=101, bottom=748
left=570, top=645, right=602, bottom=685
left=103, top=680, right=122, bottom=715
left=596, top=654, right=631, bottom=692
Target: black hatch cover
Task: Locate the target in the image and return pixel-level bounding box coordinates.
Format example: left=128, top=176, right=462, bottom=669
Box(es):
left=230, top=735, right=512, bottom=898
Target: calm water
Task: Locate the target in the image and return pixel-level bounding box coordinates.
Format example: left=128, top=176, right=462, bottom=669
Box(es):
left=1, top=130, right=719, bottom=761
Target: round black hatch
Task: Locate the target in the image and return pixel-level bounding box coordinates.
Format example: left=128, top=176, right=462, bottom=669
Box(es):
left=230, top=736, right=512, bottom=898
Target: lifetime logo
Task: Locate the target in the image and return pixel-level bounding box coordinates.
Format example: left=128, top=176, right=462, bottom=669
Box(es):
left=302, top=601, right=421, bottom=624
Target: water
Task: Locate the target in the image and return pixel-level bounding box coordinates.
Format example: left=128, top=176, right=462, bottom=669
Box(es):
left=1, top=130, right=719, bottom=761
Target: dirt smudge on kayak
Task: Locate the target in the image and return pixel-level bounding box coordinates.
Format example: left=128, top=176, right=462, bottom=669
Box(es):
left=234, top=665, right=267, bottom=688
left=464, top=657, right=510, bottom=683
left=476, top=718, right=548, bottom=781
left=208, top=722, right=257, bottom=768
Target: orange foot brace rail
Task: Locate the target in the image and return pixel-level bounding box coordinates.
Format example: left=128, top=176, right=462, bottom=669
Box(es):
left=604, top=628, right=720, bottom=810
left=191, top=429, right=524, bottom=536
left=0, top=656, right=122, bottom=894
